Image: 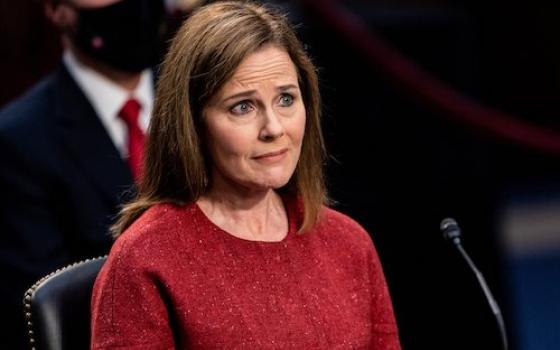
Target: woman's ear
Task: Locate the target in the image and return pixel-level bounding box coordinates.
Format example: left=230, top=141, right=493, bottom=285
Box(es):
left=45, top=2, right=78, bottom=32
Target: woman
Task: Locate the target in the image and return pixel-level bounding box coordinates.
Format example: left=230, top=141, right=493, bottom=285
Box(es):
left=90, top=1, right=401, bottom=349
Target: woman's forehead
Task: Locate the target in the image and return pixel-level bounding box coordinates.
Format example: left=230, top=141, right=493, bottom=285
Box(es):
left=221, top=46, right=298, bottom=93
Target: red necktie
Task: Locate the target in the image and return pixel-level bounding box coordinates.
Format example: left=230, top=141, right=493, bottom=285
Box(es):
left=118, top=99, right=145, bottom=183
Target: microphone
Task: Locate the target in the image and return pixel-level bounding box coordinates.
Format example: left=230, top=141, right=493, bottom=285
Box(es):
left=440, top=218, right=508, bottom=350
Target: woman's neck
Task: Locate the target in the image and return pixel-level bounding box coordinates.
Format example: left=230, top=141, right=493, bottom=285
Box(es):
left=197, top=189, right=288, bottom=242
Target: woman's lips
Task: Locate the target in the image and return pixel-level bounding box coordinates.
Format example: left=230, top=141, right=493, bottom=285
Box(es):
left=253, top=149, right=288, bottom=163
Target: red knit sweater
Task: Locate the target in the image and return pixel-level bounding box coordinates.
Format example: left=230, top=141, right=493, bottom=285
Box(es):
left=91, top=197, right=401, bottom=349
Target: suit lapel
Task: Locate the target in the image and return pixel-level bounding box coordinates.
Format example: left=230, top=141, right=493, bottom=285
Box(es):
left=53, top=65, right=134, bottom=205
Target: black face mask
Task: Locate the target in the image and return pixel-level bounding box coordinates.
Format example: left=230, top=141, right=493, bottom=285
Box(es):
left=70, top=0, right=167, bottom=72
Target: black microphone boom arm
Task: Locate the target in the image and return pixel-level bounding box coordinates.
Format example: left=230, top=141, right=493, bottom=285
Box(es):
left=440, top=218, right=508, bottom=350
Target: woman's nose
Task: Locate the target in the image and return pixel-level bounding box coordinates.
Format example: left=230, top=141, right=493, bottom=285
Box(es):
left=259, top=109, right=285, bottom=141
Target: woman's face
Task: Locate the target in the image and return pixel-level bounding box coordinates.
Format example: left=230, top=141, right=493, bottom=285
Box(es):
left=202, top=45, right=306, bottom=194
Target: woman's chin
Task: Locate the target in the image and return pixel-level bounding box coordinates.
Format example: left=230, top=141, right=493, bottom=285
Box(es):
left=241, top=177, right=291, bottom=193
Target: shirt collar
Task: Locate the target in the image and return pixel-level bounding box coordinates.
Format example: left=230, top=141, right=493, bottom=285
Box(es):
left=63, top=50, right=154, bottom=131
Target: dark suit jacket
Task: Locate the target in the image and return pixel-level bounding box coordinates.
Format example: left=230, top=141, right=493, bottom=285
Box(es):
left=0, top=65, right=135, bottom=349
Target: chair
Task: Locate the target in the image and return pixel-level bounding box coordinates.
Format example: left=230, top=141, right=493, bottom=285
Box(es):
left=23, top=256, right=107, bottom=350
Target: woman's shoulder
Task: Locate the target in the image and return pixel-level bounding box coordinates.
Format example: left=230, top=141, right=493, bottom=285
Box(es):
left=319, top=206, right=369, bottom=235
left=315, top=206, right=374, bottom=248
left=109, top=202, right=199, bottom=262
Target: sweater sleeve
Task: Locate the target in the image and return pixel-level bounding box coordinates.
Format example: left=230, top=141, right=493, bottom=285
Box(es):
left=366, top=238, right=402, bottom=350
left=90, top=238, right=175, bottom=350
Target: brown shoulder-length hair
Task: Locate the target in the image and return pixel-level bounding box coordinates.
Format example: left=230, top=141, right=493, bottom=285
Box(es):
left=112, top=0, right=328, bottom=237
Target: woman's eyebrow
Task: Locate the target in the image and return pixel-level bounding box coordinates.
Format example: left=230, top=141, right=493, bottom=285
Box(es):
left=222, top=90, right=257, bottom=103
left=222, top=83, right=299, bottom=102
left=278, top=84, right=299, bottom=91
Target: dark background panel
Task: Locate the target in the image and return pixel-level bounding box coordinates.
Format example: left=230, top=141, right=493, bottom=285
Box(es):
left=301, top=1, right=560, bottom=349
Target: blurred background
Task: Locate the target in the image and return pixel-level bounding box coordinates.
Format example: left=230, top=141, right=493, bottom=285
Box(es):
left=2, top=0, right=560, bottom=349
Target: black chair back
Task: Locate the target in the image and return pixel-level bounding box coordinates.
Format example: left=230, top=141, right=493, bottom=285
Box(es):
left=23, top=256, right=107, bottom=350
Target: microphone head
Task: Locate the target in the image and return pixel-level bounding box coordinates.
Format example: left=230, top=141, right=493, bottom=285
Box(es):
left=440, top=217, right=461, bottom=243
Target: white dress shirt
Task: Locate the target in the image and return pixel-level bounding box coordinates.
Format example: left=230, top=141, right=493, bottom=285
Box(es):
left=63, top=51, right=154, bottom=158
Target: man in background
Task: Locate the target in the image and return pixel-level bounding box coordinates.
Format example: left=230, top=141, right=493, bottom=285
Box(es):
left=0, top=0, right=168, bottom=347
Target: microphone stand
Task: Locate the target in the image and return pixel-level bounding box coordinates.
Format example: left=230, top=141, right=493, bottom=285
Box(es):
left=441, top=218, right=508, bottom=350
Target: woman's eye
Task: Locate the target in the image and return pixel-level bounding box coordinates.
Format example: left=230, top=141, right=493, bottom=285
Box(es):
left=230, top=101, right=253, bottom=115
left=279, top=93, right=294, bottom=107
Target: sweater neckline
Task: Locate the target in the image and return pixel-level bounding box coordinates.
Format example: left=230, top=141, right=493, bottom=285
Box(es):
left=191, top=194, right=298, bottom=245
